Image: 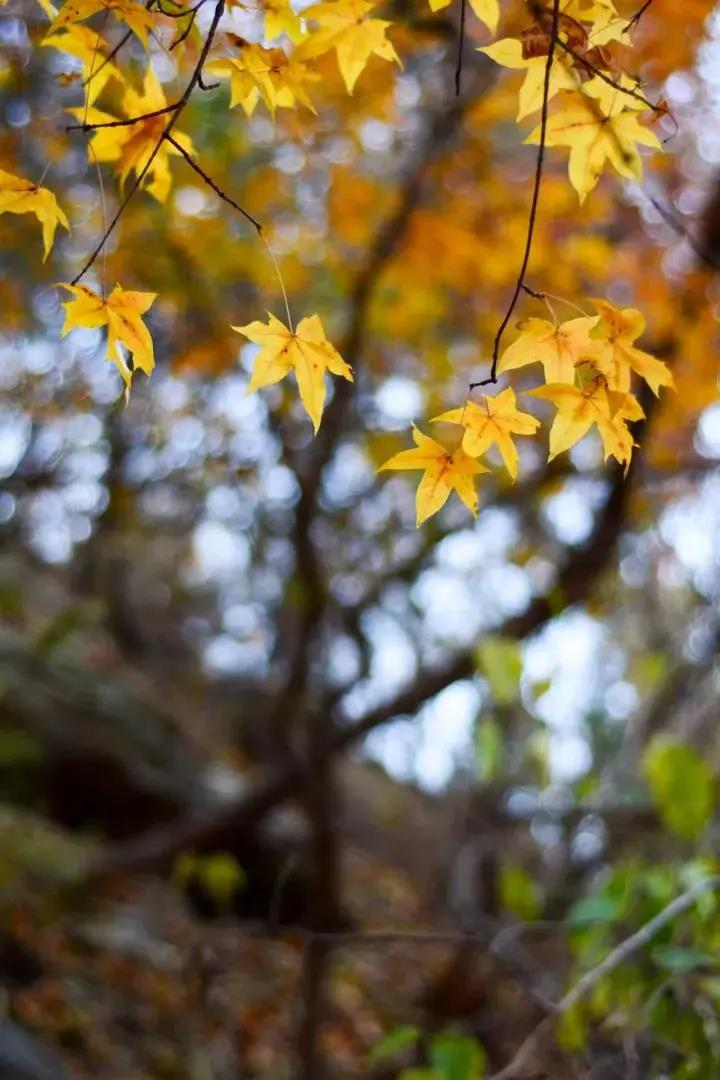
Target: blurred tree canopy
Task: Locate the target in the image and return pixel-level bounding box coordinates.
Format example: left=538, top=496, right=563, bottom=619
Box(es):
left=1, top=0, right=720, bottom=1076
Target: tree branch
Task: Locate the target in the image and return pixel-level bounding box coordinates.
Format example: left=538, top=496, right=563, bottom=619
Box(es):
left=489, top=876, right=720, bottom=1080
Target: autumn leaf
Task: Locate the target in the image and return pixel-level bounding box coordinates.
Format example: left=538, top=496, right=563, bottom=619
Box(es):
left=498, top=315, right=605, bottom=384
left=429, top=0, right=498, bottom=35
left=261, top=0, right=304, bottom=42
left=527, top=77, right=662, bottom=202
left=529, top=374, right=640, bottom=466
left=589, top=298, right=675, bottom=395
left=379, top=426, right=489, bottom=526
left=233, top=313, right=353, bottom=432
left=299, top=0, right=400, bottom=94
left=433, top=388, right=540, bottom=480
left=208, top=43, right=319, bottom=117
left=47, top=0, right=155, bottom=45
left=59, top=283, right=156, bottom=390
left=0, top=170, right=69, bottom=259
left=43, top=24, right=125, bottom=104
left=69, top=68, right=193, bottom=202
left=479, top=38, right=576, bottom=119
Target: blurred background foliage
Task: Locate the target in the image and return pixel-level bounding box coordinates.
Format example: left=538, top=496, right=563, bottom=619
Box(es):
left=1, top=0, right=720, bottom=1076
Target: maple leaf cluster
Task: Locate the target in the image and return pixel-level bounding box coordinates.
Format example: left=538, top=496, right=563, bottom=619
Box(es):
left=0, top=0, right=677, bottom=521
left=382, top=299, right=673, bottom=525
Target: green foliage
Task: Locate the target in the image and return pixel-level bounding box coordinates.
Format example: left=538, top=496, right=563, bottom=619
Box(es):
left=642, top=738, right=715, bottom=840
left=367, top=1025, right=420, bottom=1067
left=475, top=636, right=523, bottom=705
left=173, top=852, right=246, bottom=909
left=473, top=716, right=503, bottom=783
left=498, top=863, right=541, bottom=921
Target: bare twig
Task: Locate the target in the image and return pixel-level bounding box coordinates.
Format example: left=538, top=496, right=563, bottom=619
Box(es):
left=67, top=103, right=179, bottom=132
left=489, top=876, right=720, bottom=1080
left=164, top=134, right=263, bottom=232
left=625, top=0, right=655, bottom=33
left=70, top=0, right=226, bottom=285
left=471, top=0, right=561, bottom=389
left=454, top=0, right=467, bottom=96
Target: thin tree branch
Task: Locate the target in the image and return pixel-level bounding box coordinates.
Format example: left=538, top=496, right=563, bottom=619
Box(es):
left=471, top=0, right=561, bottom=389
left=454, top=0, right=467, bottom=96
left=70, top=0, right=226, bottom=285
left=164, top=134, right=263, bottom=232
left=489, top=876, right=720, bottom=1080
left=625, top=0, right=655, bottom=33
left=67, top=103, right=179, bottom=131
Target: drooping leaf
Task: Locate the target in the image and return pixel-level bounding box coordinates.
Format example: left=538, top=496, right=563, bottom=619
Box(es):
left=233, top=312, right=353, bottom=432
left=0, top=170, right=69, bottom=259
left=59, top=282, right=156, bottom=390
left=299, top=0, right=401, bottom=93
left=433, top=388, right=540, bottom=480
left=498, top=316, right=605, bottom=384
left=378, top=426, right=488, bottom=526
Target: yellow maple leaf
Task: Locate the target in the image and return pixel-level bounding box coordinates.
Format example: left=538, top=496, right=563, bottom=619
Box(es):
left=47, top=0, right=155, bottom=45
left=529, top=374, right=640, bottom=466
left=379, top=426, right=489, bottom=526
left=479, top=38, right=576, bottom=119
left=59, top=283, right=156, bottom=390
left=498, top=315, right=605, bottom=384
left=208, top=44, right=318, bottom=117
left=261, top=0, right=304, bottom=42
left=70, top=68, right=193, bottom=202
left=527, top=77, right=662, bottom=202
left=0, top=170, right=69, bottom=260
left=433, top=388, right=540, bottom=481
left=429, top=0, right=498, bottom=34
left=232, top=312, right=353, bottom=432
left=43, top=24, right=124, bottom=104
left=589, top=298, right=675, bottom=395
left=298, top=0, right=400, bottom=94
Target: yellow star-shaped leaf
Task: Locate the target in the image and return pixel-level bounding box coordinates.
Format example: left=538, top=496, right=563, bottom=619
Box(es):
left=69, top=67, right=193, bottom=202
left=59, top=283, right=156, bottom=391
left=529, top=375, right=641, bottom=466
left=499, top=315, right=606, bottom=384
left=47, top=0, right=155, bottom=46
left=379, top=426, right=489, bottom=526
left=479, top=38, right=576, bottom=119
left=527, top=78, right=662, bottom=202
left=433, top=388, right=540, bottom=480
left=589, top=298, right=675, bottom=395
left=299, top=0, right=400, bottom=94
left=233, top=312, right=353, bottom=432
left=0, top=170, right=69, bottom=260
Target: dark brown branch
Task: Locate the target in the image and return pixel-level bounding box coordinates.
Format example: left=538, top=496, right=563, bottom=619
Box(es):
left=454, top=0, right=467, bottom=96
left=164, top=134, right=263, bottom=232
left=625, top=0, right=655, bottom=33
left=471, top=0, right=561, bottom=389
left=67, top=103, right=179, bottom=132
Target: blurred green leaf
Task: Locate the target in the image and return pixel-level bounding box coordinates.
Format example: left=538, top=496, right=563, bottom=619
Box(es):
left=367, top=1025, right=420, bottom=1066
left=642, top=738, right=715, bottom=841
left=430, top=1033, right=486, bottom=1080
left=652, top=946, right=715, bottom=973
left=475, top=637, right=522, bottom=705
left=474, top=717, right=503, bottom=783
left=498, top=863, right=541, bottom=921
left=173, top=852, right=246, bottom=908
left=569, top=894, right=623, bottom=927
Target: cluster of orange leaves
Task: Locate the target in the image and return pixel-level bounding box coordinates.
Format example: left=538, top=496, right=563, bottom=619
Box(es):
left=0, top=0, right=674, bottom=526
